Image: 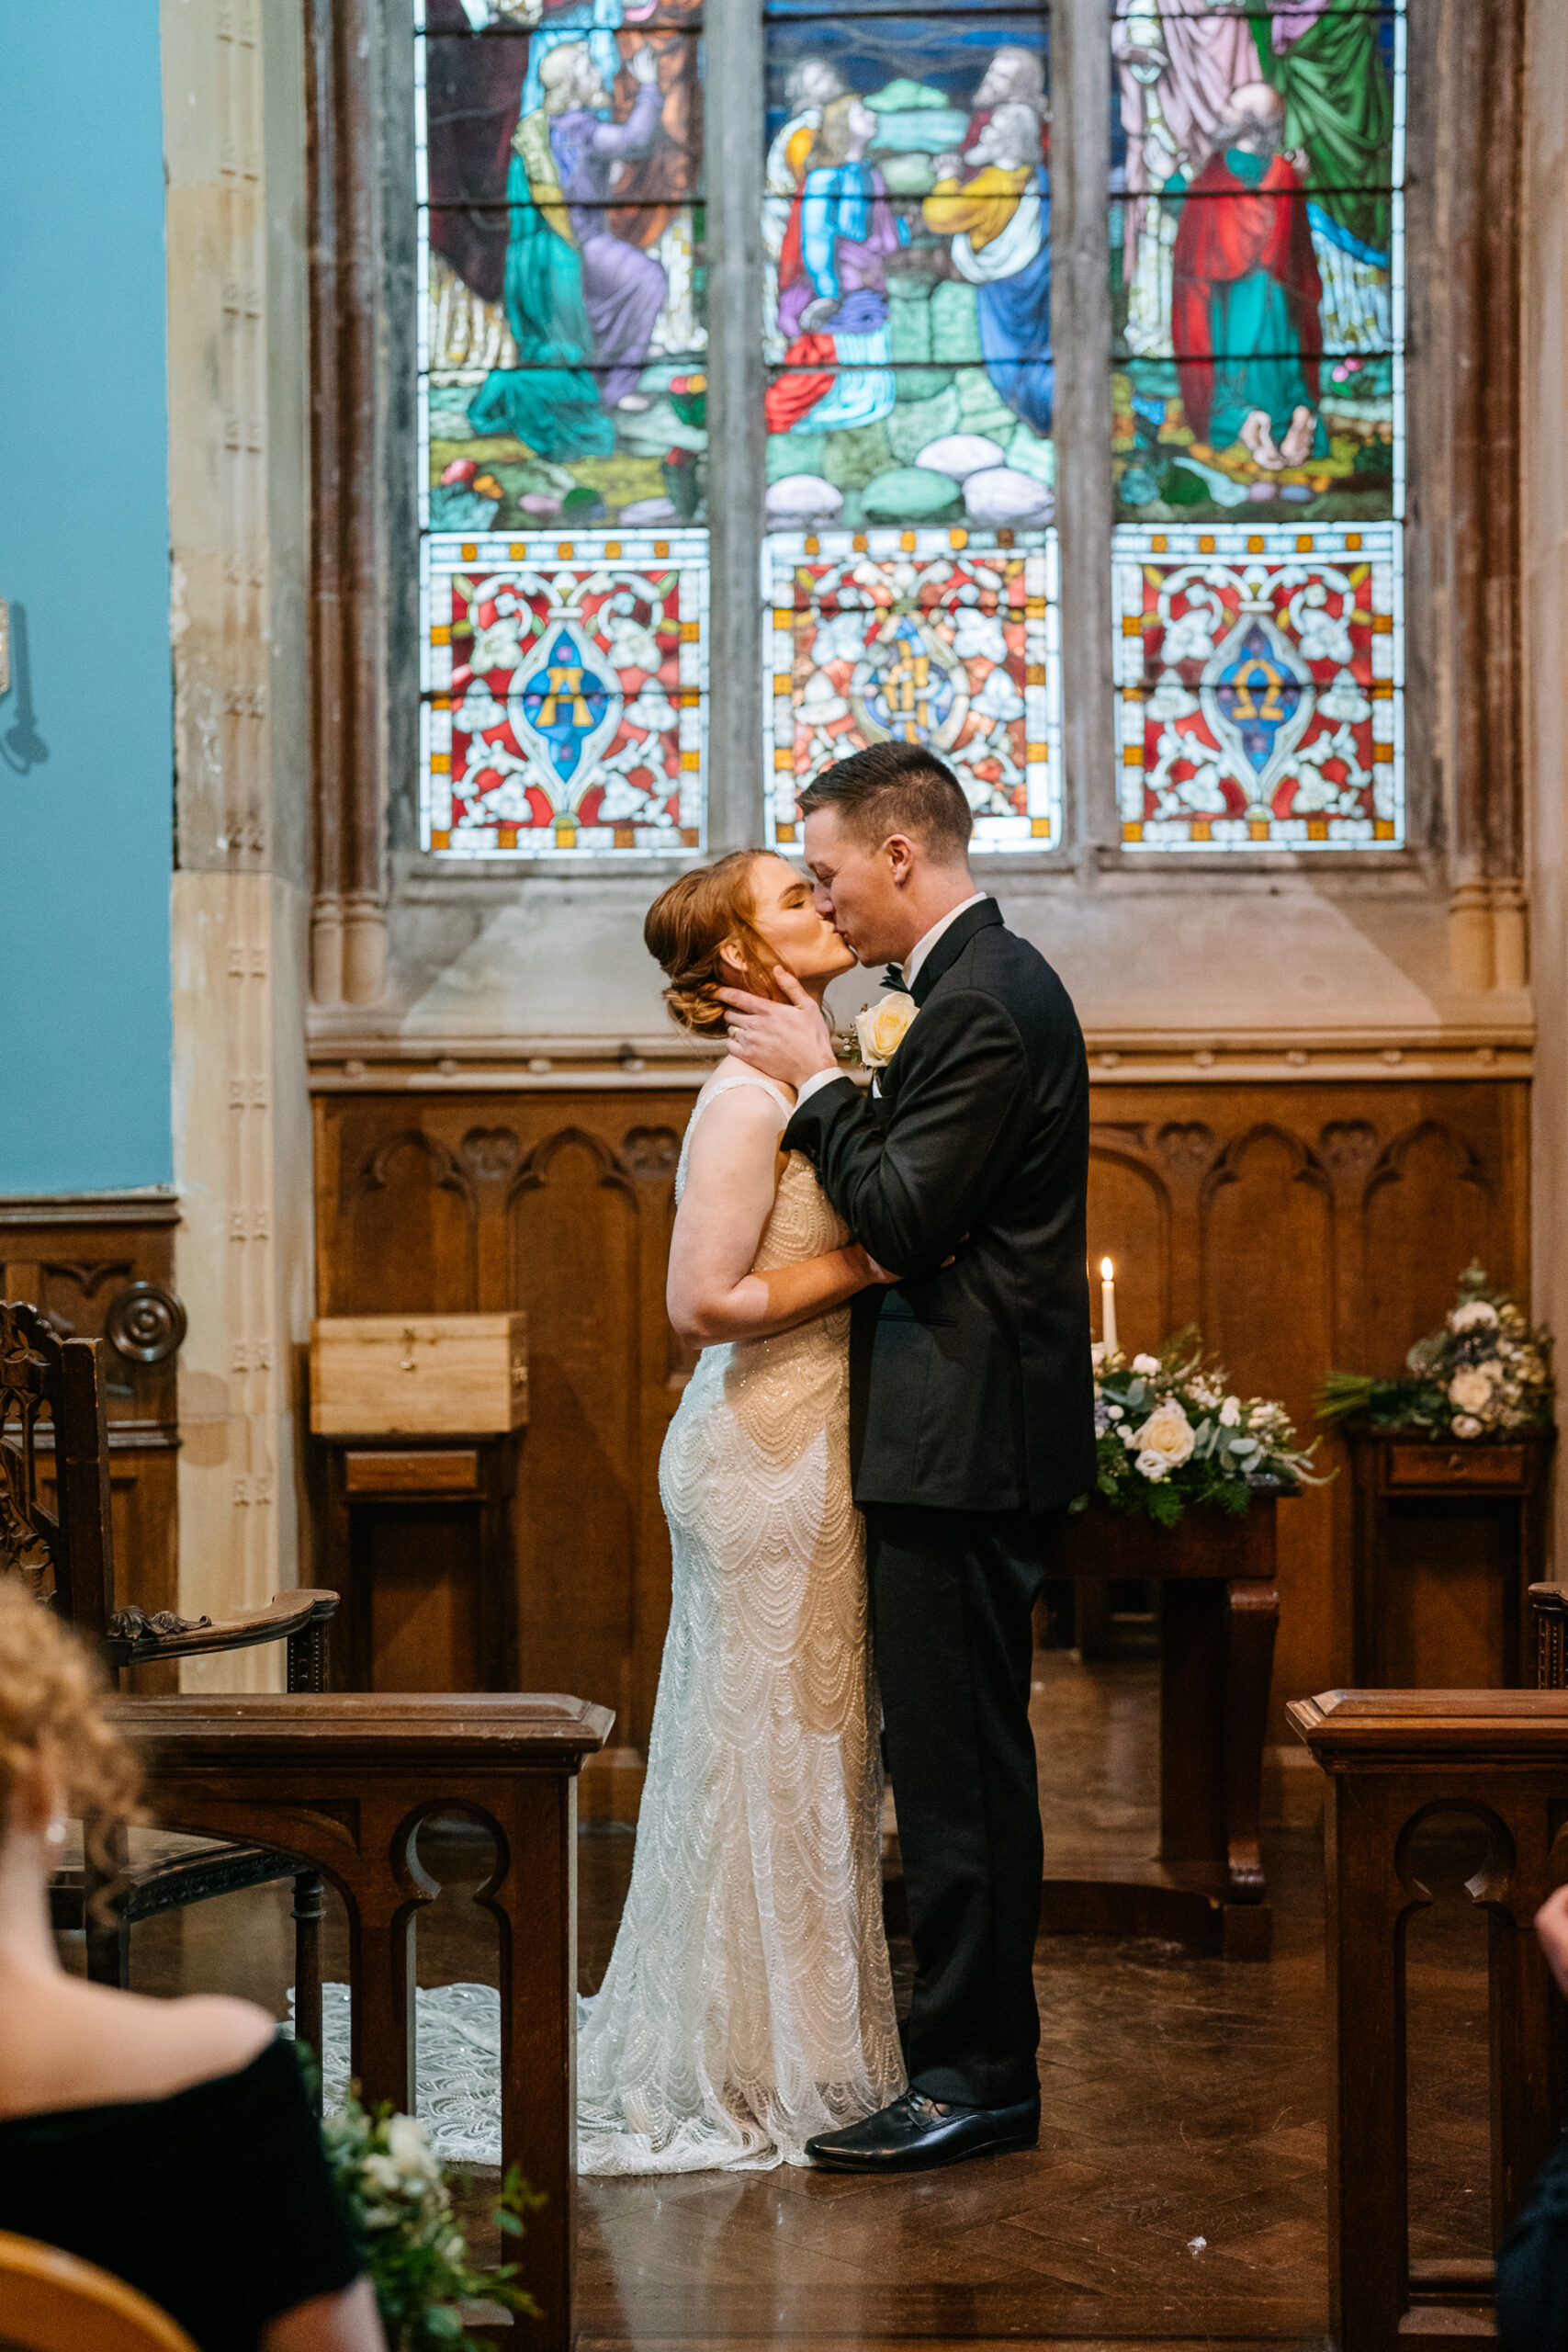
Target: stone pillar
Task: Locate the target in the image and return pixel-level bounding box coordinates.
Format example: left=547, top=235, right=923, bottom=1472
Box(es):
left=164, top=0, right=314, bottom=1686
left=702, top=0, right=766, bottom=854
left=1525, top=0, right=1568, bottom=1571
left=1446, top=0, right=1529, bottom=995
left=307, top=0, right=389, bottom=1004
left=1055, top=0, right=1117, bottom=863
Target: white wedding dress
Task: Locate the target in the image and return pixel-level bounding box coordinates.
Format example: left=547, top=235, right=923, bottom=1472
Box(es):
left=576, top=1070, right=906, bottom=2174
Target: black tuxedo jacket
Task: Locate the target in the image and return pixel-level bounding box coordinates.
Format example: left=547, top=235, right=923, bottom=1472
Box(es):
left=781, top=899, right=1094, bottom=1515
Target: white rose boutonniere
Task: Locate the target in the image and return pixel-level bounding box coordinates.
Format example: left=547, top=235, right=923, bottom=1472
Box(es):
left=853, top=991, right=919, bottom=1069
left=1131, top=1397, right=1197, bottom=1481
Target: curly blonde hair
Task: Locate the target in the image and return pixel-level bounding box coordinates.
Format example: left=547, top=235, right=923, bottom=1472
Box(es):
left=644, top=850, right=786, bottom=1037
left=0, top=1579, right=141, bottom=1842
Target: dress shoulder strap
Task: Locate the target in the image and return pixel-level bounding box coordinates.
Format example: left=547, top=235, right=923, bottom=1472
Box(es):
left=690, top=1070, right=794, bottom=1126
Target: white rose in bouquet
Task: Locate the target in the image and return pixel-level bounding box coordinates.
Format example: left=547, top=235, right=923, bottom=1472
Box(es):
left=1452, top=1413, right=1483, bottom=1439
left=853, top=992, right=919, bottom=1068
left=1132, top=1397, right=1197, bottom=1478
left=1132, top=1353, right=1161, bottom=1376
left=1450, top=1299, right=1501, bottom=1334
left=1449, top=1366, right=1495, bottom=1417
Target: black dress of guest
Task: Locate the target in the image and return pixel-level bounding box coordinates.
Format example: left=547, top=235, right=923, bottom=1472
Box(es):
left=1498, top=2124, right=1568, bottom=2347
left=781, top=898, right=1095, bottom=2111
left=0, top=2037, right=363, bottom=2352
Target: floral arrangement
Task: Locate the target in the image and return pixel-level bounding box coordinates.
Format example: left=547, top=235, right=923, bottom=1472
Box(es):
left=1087, top=1329, right=1320, bottom=1526
left=832, top=991, right=919, bottom=1069
left=321, top=2084, right=542, bottom=2350
left=1316, top=1263, right=1553, bottom=1441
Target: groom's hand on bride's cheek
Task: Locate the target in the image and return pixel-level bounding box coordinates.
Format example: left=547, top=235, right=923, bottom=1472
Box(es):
left=716, top=969, right=837, bottom=1088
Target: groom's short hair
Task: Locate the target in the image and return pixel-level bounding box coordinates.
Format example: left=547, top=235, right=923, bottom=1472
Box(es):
left=798, top=741, right=974, bottom=864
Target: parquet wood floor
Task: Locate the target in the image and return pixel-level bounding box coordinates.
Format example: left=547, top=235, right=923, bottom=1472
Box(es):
left=94, top=1655, right=1495, bottom=2349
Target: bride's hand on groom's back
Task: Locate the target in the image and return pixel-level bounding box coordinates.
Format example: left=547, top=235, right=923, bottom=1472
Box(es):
left=849, top=1244, right=903, bottom=1288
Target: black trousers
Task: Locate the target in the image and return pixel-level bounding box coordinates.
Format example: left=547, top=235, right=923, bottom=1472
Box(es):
left=863, top=1502, right=1061, bottom=2109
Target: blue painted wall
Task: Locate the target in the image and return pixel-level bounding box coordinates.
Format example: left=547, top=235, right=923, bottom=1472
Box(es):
left=0, top=0, right=172, bottom=1192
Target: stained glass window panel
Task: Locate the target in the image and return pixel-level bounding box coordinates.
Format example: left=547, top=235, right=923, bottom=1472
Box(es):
left=762, top=6, right=1053, bottom=542
left=1110, top=1, right=1404, bottom=526
left=1112, top=521, right=1402, bottom=849
left=422, top=528, right=707, bottom=855
left=766, top=527, right=1061, bottom=852
left=416, top=0, right=706, bottom=856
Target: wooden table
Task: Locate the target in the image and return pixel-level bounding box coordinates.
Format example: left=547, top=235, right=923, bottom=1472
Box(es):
left=1044, top=1482, right=1294, bottom=1960
left=113, top=1691, right=612, bottom=2352
left=315, top=1430, right=525, bottom=1692
left=1345, top=1426, right=1553, bottom=1690
left=1291, top=1687, right=1568, bottom=2352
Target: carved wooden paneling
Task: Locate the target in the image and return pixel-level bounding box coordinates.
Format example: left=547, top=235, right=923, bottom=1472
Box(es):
left=316, top=1079, right=1529, bottom=1749
left=313, top=1098, right=689, bottom=1751
left=1, top=1204, right=183, bottom=1692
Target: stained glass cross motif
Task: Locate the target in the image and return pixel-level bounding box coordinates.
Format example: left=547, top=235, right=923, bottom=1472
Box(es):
left=765, top=526, right=1061, bottom=854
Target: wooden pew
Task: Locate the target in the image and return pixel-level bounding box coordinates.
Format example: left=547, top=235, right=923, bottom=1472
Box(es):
left=1290, top=1687, right=1568, bottom=2351
left=112, top=1691, right=612, bottom=2352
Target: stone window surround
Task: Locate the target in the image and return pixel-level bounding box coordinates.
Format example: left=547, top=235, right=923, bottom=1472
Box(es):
left=303, top=0, right=1529, bottom=1012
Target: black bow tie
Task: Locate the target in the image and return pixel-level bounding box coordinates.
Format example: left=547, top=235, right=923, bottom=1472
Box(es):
left=880, top=966, right=906, bottom=993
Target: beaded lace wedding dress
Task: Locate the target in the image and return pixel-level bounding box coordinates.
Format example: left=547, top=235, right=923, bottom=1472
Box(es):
left=575, top=1069, right=906, bottom=2175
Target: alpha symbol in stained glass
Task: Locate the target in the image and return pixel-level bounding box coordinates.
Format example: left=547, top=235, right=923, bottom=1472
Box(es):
left=516, top=627, right=616, bottom=785
left=421, top=527, right=707, bottom=857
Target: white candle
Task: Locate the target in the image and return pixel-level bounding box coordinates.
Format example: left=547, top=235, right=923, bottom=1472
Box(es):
left=1100, top=1257, right=1118, bottom=1357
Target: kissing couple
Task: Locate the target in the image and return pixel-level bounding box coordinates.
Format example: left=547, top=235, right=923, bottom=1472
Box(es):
left=577, top=741, right=1095, bottom=2177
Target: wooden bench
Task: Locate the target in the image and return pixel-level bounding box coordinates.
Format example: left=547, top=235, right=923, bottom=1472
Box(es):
left=112, top=1691, right=611, bottom=2352
left=1290, top=1686, right=1568, bottom=2350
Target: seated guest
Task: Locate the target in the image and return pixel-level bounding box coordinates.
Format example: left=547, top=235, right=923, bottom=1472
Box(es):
left=0, top=1582, right=380, bottom=2352
left=1497, top=1883, right=1568, bottom=2346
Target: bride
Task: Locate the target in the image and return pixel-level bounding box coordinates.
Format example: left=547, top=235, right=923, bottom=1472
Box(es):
left=576, top=849, right=907, bottom=2174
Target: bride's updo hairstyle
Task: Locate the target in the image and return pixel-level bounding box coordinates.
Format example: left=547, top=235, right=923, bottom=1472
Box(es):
left=645, top=851, right=784, bottom=1037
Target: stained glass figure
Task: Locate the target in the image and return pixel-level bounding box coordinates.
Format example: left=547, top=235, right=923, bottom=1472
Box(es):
left=421, top=528, right=707, bottom=854
left=417, top=1, right=708, bottom=854
left=1112, top=521, right=1402, bottom=848
left=763, top=8, right=1053, bottom=538
left=1110, top=0, right=1403, bottom=526
left=765, top=526, right=1060, bottom=851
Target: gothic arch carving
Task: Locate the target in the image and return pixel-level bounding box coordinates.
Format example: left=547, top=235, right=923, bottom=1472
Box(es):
left=1362, top=1119, right=1491, bottom=1208
left=1200, top=1123, right=1330, bottom=1215
left=355, top=1128, right=476, bottom=1211
left=507, top=1125, right=637, bottom=1207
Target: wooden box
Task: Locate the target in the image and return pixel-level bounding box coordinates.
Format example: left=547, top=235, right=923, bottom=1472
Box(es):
left=310, top=1314, right=529, bottom=1437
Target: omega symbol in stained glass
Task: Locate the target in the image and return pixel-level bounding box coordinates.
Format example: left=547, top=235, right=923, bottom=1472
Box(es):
left=1113, top=520, right=1402, bottom=850
left=421, top=527, right=708, bottom=856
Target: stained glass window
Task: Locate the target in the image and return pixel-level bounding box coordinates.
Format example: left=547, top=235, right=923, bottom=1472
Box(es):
left=767, top=527, right=1061, bottom=848
left=762, top=0, right=1059, bottom=853
left=1113, top=520, right=1401, bottom=846
left=1110, top=0, right=1405, bottom=850
left=415, top=0, right=707, bottom=856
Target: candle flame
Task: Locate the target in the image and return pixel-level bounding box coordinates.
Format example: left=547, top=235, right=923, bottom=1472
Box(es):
left=1100, top=1257, right=1114, bottom=1282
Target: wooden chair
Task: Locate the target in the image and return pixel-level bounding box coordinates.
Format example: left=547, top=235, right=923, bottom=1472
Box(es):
left=1530, top=1580, right=1568, bottom=1689
left=0, top=1299, right=339, bottom=2064
left=0, top=2233, right=197, bottom=2352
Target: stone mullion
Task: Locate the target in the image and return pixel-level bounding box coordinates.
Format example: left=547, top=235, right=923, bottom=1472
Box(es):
left=703, top=4, right=767, bottom=853
left=1054, top=0, right=1117, bottom=865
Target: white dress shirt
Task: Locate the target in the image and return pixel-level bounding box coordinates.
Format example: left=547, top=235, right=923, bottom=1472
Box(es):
left=795, top=892, right=990, bottom=1109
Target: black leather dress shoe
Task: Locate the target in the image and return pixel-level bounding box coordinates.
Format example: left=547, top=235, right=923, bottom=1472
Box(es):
left=806, top=2088, right=1040, bottom=2174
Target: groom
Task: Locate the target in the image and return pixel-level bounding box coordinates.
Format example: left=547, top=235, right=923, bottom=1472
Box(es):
left=718, top=740, right=1094, bottom=2174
